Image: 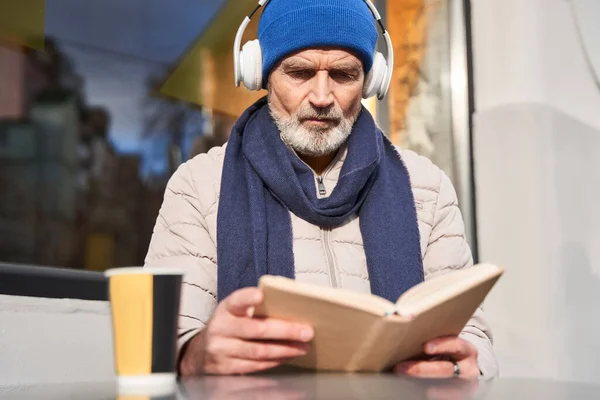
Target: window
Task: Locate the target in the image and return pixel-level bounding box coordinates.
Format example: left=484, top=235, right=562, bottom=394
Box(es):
left=0, top=1, right=232, bottom=271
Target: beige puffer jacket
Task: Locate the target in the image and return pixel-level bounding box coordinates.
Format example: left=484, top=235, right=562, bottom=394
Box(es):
left=144, top=143, right=499, bottom=377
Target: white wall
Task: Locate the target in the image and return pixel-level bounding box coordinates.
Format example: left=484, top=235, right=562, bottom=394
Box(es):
left=474, top=0, right=600, bottom=130
left=0, top=295, right=114, bottom=385
left=472, top=0, right=600, bottom=384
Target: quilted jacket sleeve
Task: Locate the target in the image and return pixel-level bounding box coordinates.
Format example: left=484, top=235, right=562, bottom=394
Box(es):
left=144, top=157, right=218, bottom=363
left=422, top=168, right=499, bottom=378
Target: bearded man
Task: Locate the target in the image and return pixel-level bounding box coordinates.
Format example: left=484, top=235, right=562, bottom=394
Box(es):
left=145, top=0, right=498, bottom=379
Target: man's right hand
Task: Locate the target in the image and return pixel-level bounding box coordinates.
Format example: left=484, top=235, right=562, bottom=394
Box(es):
left=179, top=287, right=314, bottom=376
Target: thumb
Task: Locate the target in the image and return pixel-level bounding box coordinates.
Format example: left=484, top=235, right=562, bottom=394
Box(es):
left=223, top=287, right=263, bottom=317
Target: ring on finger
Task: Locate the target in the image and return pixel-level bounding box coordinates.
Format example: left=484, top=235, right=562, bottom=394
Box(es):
left=452, top=361, right=460, bottom=378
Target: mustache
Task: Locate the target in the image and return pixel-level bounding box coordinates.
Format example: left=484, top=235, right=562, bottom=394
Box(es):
left=295, top=105, right=343, bottom=122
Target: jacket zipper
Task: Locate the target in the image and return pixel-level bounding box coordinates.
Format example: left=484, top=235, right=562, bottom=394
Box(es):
left=316, top=177, right=327, bottom=196
left=314, top=149, right=344, bottom=197
left=322, top=226, right=338, bottom=288
left=315, top=152, right=343, bottom=288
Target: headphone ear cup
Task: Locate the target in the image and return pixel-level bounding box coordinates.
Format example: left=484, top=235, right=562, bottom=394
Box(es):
left=241, top=39, right=263, bottom=91
left=363, top=52, right=387, bottom=99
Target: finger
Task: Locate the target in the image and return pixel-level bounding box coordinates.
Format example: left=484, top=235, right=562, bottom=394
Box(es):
left=212, top=337, right=310, bottom=361
left=394, top=360, right=455, bottom=378
left=218, top=317, right=314, bottom=342
left=424, top=337, right=476, bottom=360
left=223, top=288, right=263, bottom=317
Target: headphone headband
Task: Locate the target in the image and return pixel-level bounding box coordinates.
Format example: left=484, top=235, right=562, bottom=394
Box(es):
left=233, top=0, right=393, bottom=100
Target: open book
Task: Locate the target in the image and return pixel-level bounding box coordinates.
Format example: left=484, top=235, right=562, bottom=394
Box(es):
left=254, top=263, right=503, bottom=372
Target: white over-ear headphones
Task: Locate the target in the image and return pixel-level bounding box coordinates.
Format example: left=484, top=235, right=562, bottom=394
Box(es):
left=233, top=0, right=394, bottom=100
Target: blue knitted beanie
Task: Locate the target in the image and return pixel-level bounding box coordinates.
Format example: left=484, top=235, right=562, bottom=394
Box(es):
left=258, top=0, right=378, bottom=85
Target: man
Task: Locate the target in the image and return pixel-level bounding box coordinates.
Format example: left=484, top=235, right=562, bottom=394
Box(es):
left=145, top=0, right=498, bottom=378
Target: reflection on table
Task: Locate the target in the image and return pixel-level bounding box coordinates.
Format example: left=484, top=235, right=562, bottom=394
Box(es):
left=2, top=374, right=600, bottom=400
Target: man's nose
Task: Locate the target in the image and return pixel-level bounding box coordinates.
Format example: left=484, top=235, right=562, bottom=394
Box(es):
left=308, top=70, right=334, bottom=109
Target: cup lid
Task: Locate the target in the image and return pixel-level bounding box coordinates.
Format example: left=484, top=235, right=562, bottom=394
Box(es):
left=104, top=267, right=184, bottom=277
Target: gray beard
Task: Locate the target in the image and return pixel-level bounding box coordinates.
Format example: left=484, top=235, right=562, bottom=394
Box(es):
left=270, top=108, right=358, bottom=157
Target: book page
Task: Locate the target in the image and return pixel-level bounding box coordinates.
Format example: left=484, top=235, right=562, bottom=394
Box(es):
left=255, top=277, right=391, bottom=371
left=258, top=275, right=397, bottom=316
left=394, top=263, right=503, bottom=316
left=386, top=271, right=502, bottom=367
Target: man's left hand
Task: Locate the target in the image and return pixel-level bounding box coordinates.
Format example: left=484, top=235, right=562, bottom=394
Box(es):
left=394, top=336, right=480, bottom=378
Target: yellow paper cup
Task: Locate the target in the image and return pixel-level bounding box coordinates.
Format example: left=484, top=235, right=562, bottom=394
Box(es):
left=105, top=267, right=183, bottom=395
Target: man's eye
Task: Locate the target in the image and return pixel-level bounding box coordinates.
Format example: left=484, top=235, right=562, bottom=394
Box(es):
left=330, top=72, right=355, bottom=82
left=289, top=70, right=313, bottom=80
